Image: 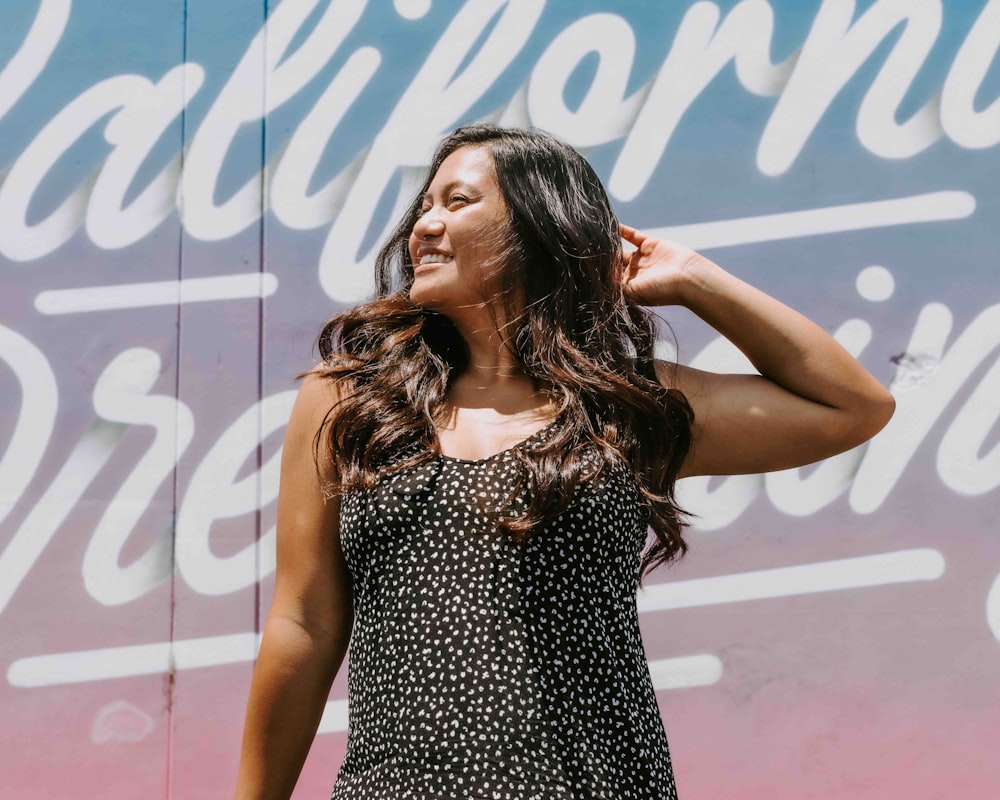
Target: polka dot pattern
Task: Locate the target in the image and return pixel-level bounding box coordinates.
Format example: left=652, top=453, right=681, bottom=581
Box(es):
left=331, top=420, right=678, bottom=799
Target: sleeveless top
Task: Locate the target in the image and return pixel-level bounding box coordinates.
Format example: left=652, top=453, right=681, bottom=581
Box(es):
left=330, top=419, right=679, bottom=800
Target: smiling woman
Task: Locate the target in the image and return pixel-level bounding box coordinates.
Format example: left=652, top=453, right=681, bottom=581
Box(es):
left=234, top=124, right=894, bottom=800
left=406, top=146, right=511, bottom=314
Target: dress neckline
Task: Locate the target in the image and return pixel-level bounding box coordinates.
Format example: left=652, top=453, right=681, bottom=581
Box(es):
left=434, top=415, right=561, bottom=465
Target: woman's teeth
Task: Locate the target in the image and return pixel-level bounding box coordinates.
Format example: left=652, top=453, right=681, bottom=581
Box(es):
left=420, top=253, right=452, bottom=264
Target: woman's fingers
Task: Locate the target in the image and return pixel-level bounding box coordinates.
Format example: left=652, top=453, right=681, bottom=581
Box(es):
left=619, top=222, right=646, bottom=247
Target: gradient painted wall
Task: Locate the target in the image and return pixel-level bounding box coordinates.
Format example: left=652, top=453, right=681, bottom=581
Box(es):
left=1, top=1, right=998, bottom=797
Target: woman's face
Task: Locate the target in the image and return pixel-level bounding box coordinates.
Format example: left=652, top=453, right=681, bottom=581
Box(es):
left=407, top=145, right=510, bottom=315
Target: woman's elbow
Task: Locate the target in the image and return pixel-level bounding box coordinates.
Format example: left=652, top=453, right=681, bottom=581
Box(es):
left=868, top=387, right=896, bottom=434
left=843, top=389, right=896, bottom=448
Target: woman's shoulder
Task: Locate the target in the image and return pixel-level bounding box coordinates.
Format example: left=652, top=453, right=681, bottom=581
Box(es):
left=286, top=366, right=351, bottom=475
left=297, top=363, right=349, bottom=410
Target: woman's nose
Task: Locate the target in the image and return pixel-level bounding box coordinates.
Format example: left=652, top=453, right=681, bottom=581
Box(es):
left=412, top=209, right=444, bottom=238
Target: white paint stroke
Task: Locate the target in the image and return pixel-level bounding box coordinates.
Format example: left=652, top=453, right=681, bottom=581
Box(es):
left=91, top=699, right=155, bottom=744
left=34, top=273, right=278, bottom=314
left=0, top=0, right=71, bottom=120
left=637, top=549, right=945, bottom=613
left=7, top=632, right=262, bottom=687
left=315, top=654, right=722, bottom=734
left=10, top=635, right=722, bottom=697
left=317, top=699, right=351, bottom=734
left=652, top=191, right=975, bottom=250
left=647, top=654, right=723, bottom=691
left=9, top=550, right=944, bottom=688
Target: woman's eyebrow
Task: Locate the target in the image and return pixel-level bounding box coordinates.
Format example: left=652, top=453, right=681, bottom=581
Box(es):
left=421, top=180, right=476, bottom=200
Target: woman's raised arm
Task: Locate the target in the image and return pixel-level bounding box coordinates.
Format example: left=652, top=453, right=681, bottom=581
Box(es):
left=619, top=223, right=895, bottom=479
left=235, top=372, right=354, bottom=800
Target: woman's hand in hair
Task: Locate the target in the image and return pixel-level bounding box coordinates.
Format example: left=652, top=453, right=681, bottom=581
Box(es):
left=619, top=223, right=705, bottom=306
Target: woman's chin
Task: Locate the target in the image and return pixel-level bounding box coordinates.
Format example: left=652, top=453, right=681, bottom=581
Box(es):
left=407, top=284, right=434, bottom=307
left=407, top=281, right=487, bottom=319
left=407, top=285, right=450, bottom=313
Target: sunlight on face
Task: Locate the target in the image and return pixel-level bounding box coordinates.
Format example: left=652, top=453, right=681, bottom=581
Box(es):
left=407, top=146, right=511, bottom=317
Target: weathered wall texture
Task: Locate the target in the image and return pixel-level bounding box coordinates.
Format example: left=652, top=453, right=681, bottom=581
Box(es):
left=1, top=1, right=998, bottom=797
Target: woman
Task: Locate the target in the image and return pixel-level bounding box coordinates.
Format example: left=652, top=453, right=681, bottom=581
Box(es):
left=234, top=125, right=894, bottom=799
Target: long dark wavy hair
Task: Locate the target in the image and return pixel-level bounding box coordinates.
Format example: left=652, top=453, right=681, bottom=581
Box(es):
left=307, top=125, right=694, bottom=584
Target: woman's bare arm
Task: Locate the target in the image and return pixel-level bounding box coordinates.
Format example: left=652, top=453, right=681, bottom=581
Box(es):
left=235, top=372, right=353, bottom=800
left=620, top=224, right=895, bottom=478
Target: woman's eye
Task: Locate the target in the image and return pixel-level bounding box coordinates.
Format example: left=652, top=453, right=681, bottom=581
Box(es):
left=448, top=195, right=468, bottom=207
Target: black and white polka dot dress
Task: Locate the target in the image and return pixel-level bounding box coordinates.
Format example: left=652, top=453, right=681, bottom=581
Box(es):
left=330, top=419, right=678, bottom=799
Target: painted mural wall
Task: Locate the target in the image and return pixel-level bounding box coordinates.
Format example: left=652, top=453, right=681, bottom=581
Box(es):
left=1, top=0, right=998, bottom=797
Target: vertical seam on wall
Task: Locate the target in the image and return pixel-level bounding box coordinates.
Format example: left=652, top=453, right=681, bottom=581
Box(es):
left=168, top=2, right=191, bottom=798
left=256, top=0, right=269, bottom=664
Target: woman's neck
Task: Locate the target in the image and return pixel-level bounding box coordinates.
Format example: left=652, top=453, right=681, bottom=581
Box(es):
left=436, top=304, right=557, bottom=416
